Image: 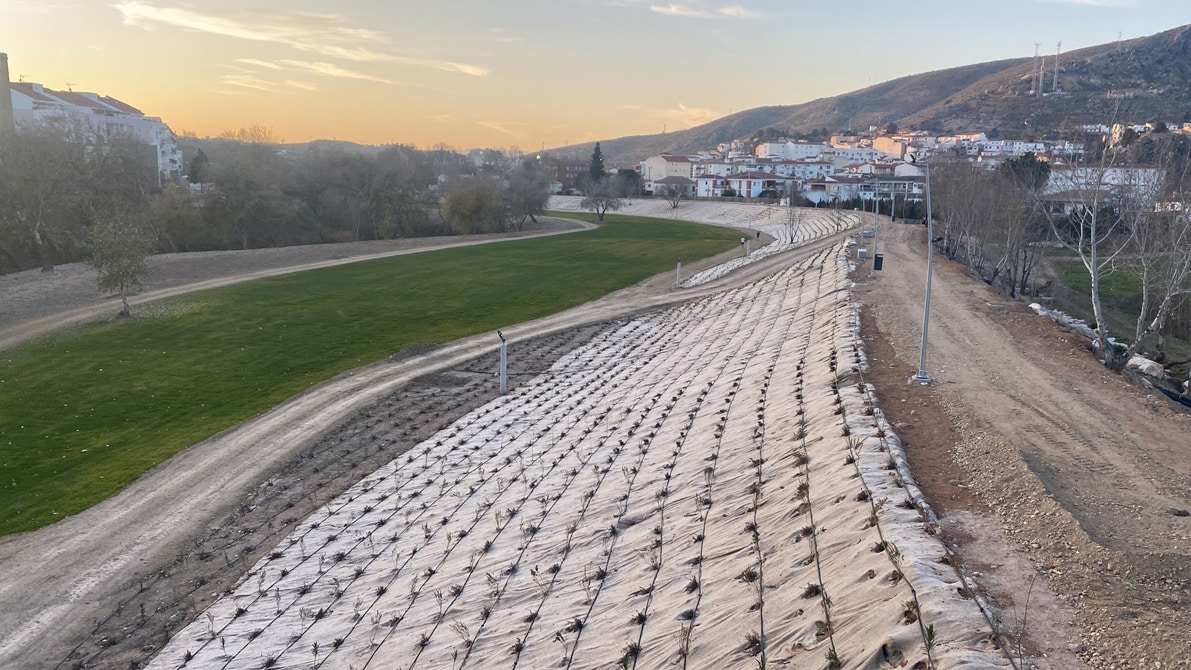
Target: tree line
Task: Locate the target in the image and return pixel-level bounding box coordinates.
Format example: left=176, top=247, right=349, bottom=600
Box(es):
left=930, top=141, right=1191, bottom=379
left=0, top=126, right=554, bottom=278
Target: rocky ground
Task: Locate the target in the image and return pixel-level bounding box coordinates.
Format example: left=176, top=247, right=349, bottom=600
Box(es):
left=856, top=222, right=1191, bottom=669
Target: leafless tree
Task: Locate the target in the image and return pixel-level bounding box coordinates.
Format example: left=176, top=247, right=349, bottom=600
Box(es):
left=658, top=183, right=684, bottom=208
left=84, top=134, right=157, bottom=315
left=0, top=119, right=87, bottom=270
left=1115, top=143, right=1191, bottom=368
left=580, top=179, right=622, bottom=221
left=1040, top=147, right=1134, bottom=367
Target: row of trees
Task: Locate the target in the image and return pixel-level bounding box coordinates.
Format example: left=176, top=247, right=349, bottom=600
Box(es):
left=931, top=142, right=1191, bottom=375
left=0, top=127, right=555, bottom=278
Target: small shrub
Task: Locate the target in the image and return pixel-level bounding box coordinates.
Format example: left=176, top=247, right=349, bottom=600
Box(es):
left=742, top=631, right=763, bottom=656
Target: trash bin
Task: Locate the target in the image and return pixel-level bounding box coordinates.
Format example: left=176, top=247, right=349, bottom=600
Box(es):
left=873, top=254, right=884, bottom=271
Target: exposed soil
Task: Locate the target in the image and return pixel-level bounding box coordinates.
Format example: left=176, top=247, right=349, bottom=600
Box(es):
left=854, top=221, right=1191, bottom=669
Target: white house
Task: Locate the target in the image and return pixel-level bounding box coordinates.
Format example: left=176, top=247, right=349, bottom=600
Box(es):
left=800, top=176, right=865, bottom=204
left=641, top=154, right=695, bottom=181
left=696, top=172, right=793, bottom=199
left=755, top=141, right=831, bottom=160
left=1046, top=166, right=1165, bottom=198
left=9, top=81, right=182, bottom=184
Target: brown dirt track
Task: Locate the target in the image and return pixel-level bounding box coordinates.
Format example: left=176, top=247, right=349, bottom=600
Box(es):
left=856, top=221, right=1191, bottom=669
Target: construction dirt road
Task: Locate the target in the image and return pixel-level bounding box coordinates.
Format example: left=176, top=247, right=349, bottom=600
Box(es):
left=856, top=222, right=1191, bottom=669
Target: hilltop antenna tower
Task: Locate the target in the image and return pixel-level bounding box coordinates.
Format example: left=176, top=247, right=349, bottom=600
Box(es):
left=1032, top=42, right=1042, bottom=96
left=1057, top=42, right=1067, bottom=92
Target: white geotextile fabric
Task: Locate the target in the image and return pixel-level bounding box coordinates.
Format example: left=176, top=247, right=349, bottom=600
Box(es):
left=148, top=246, right=1007, bottom=670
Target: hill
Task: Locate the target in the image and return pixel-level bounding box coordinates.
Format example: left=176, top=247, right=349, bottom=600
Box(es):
left=560, top=24, right=1191, bottom=164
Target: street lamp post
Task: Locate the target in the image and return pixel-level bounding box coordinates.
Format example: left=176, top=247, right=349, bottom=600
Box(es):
left=869, top=182, right=880, bottom=278
left=909, top=157, right=935, bottom=385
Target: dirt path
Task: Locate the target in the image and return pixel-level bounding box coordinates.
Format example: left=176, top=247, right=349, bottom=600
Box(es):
left=0, top=224, right=855, bottom=669
left=856, top=222, right=1191, bottom=668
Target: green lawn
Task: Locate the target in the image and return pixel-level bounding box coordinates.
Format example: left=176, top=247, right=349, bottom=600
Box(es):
left=0, top=213, right=739, bottom=535
left=1053, top=260, right=1145, bottom=305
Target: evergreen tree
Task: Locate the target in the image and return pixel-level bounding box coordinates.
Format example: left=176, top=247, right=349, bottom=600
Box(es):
left=589, top=142, right=605, bottom=182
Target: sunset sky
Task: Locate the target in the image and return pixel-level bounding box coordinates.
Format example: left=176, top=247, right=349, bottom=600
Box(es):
left=2, top=1, right=1187, bottom=153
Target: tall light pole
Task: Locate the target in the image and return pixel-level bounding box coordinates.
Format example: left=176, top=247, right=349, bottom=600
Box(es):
left=909, top=155, right=935, bottom=385
left=869, top=179, right=880, bottom=278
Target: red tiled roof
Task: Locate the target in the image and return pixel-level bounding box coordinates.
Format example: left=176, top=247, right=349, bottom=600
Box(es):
left=9, top=82, right=58, bottom=103
left=730, top=171, right=791, bottom=180
left=45, top=89, right=112, bottom=111
left=99, top=95, right=142, bottom=115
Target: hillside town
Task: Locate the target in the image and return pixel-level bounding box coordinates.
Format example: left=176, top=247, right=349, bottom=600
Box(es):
left=622, top=123, right=1183, bottom=208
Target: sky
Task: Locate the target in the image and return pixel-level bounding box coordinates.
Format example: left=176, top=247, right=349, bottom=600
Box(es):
left=2, top=0, right=1189, bottom=154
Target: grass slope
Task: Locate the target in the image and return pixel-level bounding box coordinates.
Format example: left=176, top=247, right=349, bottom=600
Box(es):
left=0, top=214, right=739, bottom=535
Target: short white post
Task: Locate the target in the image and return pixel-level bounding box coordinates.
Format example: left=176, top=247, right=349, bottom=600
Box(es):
left=676, top=258, right=682, bottom=288
left=497, top=330, right=508, bottom=394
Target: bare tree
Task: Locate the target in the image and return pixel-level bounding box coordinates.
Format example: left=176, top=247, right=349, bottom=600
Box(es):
left=1041, top=149, right=1134, bottom=368
left=1115, top=144, right=1191, bottom=368
left=658, top=182, right=684, bottom=208
left=89, top=211, right=153, bottom=316
left=580, top=179, right=622, bottom=221
left=442, top=177, right=504, bottom=233
left=0, top=119, right=86, bottom=270
left=85, top=134, right=157, bottom=316
left=784, top=205, right=813, bottom=245
left=505, top=158, right=550, bottom=230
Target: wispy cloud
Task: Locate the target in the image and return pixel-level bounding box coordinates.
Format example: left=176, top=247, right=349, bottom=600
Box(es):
left=113, top=2, right=489, bottom=76
left=718, top=4, right=762, bottom=18
left=391, top=56, right=489, bottom=77
left=279, top=60, right=391, bottom=83
left=478, top=121, right=523, bottom=138
left=229, top=58, right=390, bottom=84
left=650, top=3, right=712, bottom=17
left=285, top=80, right=318, bottom=91
left=220, top=74, right=277, bottom=92
left=649, top=2, right=764, bottom=18
left=235, top=58, right=284, bottom=70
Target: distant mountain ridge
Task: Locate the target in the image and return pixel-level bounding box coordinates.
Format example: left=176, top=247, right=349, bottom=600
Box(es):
left=560, top=24, right=1191, bottom=165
